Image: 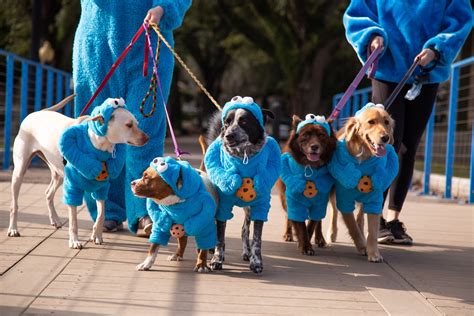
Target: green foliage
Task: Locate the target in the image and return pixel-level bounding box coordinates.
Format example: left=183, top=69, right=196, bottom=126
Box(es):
left=0, top=0, right=32, bottom=56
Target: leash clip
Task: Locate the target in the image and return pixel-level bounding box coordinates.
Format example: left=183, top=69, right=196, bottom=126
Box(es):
left=243, top=151, right=249, bottom=165
left=304, top=165, right=313, bottom=178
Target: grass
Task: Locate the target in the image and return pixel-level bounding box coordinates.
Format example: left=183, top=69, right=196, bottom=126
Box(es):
left=415, top=161, right=470, bottom=178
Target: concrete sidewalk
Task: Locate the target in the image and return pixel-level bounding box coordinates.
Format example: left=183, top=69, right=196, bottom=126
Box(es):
left=0, top=179, right=473, bottom=315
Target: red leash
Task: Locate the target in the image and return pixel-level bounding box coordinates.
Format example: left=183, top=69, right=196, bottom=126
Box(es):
left=79, top=25, right=146, bottom=116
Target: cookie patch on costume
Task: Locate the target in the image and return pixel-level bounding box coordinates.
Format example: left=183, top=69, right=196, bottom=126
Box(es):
left=170, top=224, right=185, bottom=238
left=236, top=178, right=257, bottom=202
left=95, top=162, right=109, bottom=181
left=303, top=180, right=318, bottom=198
left=357, top=175, right=373, bottom=193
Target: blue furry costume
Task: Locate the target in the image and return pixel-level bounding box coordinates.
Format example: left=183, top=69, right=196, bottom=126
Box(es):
left=146, top=157, right=216, bottom=250
left=343, top=0, right=473, bottom=84
left=280, top=116, right=335, bottom=222
left=73, top=0, right=192, bottom=232
left=60, top=99, right=127, bottom=206
left=328, top=105, right=399, bottom=215
left=204, top=99, right=281, bottom=222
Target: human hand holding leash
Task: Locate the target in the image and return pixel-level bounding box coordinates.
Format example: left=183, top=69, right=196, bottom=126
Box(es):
left=370, top=35, right=384, bottom=53
left=415, top=48, right=437, bottom=67
left=145, top=6, right=164, bottom=25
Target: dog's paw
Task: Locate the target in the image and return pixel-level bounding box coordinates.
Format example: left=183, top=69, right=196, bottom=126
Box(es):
left=242, top=252, right=250, bottom=261
left=136, top=262, right=152, bottom=271
left=368, top=253, right=383, bottom=263
left=69, top=239, right=83, bottom=249
left=50, top=215, right=62, bottom=228
left=194, top=263, right=211, bottom=273
left=282, top=233, right=294, bottom=242
left=210, top=257, right=223, bottom=271
left=300, top=245, right=315, bottom=256
left=327, top=229, right=338, bottom=243
left=316, top=237, right=328, bottom=248
left=249, top=261, right=263, bottom=274
left=7, top=229, right=20, bottom=237
left=89, top=233, right=103, bottom=245
left=356, top=245, right=368, bottom=256
left=167, top=254, right=183, bottom=262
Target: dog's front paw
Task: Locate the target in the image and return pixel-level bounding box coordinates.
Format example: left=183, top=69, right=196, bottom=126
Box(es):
left=282, top=233, right=294, bottom=242
left=299, top=244, right=315, bottom=256
left=89, top=233, right=103, bottom=245
left=50, top=216, right=62, bottom=228
left=210, top=255, right=224, bottom=271
left=194, top=263, right=211, bottom=273
left=368, top=252, right=383, bottom=263
left=356, top=245, right=367, bottom=256
left=136, top=256, right=155, bottom=271
left=7, top=228, right=20, bottom=237
left=249, top=260, right=263, bottom=274
left=242, top=252, right=250, bottom=262
left=167, top=254, right=183, bottom=262
left=316, top=235, right=328, bottom=248
left=69, top=239, right=83, bottom=249
left=327, top=229, right=337, bottom=243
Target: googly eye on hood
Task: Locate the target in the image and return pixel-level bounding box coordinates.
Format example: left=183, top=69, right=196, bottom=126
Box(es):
left=297, top=113, right=331, bottom=136
left=88, top=97, right=128, bottom=137
left=222, top=96, right=264, bottom=128
left=355, top=102, right=385, bottom=118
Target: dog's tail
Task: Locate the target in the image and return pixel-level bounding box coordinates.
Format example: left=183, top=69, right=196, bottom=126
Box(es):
left=198, top=135, right=208, bottom=172
left=42, top=94, right=76, bottom=112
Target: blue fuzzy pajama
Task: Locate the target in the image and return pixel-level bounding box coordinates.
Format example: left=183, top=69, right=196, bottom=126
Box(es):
left=73, top=0, right=191, bottom=232
left=328, top=141, right=399, bottom=215
left=145, top=157, right=217, bottom=250
left=204, top=137, right=281, bottom=222
left=343, top=0, right=473, bottom=84
left=280, top=153, right=334, bottom=222
left=60, top=122, right=126, bottom=206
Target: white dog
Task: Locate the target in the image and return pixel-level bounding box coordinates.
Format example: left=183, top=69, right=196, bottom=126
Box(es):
left=8, top=95, right=148, bottom=248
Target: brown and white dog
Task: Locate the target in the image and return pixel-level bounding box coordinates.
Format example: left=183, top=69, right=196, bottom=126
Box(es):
left=327, top=104, right=396, bottom=262
left=131, top=159, right=218, bottom=272
left=277, top=114, right=337, bottom=255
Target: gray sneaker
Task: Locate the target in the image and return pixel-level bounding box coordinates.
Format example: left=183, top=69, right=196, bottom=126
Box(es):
left=378, top=217, right=394, bottom=244
left=103, top=220, right=123, bottom=232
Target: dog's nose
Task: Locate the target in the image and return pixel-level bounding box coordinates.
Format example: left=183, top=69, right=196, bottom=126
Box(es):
left=225, top=133, right=236, bottom=142
left=310, top=144, right=319, bottom=151
left=381, top=135, right=389, bottom=143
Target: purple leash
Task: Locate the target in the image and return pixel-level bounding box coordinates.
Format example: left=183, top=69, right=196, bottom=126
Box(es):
left=143, top=23, right=189, bottom=158
left=329, top=46, right=382, bottom=120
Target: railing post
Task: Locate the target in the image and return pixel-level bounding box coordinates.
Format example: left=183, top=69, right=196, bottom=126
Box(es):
left=332, top=95, right=340, bottom=129
left=361, top=89, right=369, bottom=106
left=3, top=55, right=14, bottom=170
left=46, top=69, right=54, bottom=107
left=20, top=62, right=29, bottom=122
left=423, top=106, right=435, bottom=195
left=34, top=64, right=43, bottom=111
left=469, top=125, right=474, bottom=204
left=352, top=94, right=359, bottom=116
left=56, top=72, right=63, bottom=112
left=65, top=75, right=72, bottom=117
left=444, top=66, right=459, bottom=199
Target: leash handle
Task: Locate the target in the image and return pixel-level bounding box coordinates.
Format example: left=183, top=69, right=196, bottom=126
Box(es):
left=329, top=46, right=382, bottom=121
left=79, top=25, right=146, bottom=116
left=384, top=57, right=421, bottom=109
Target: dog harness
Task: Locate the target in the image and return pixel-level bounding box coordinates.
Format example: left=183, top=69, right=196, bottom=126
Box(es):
left=146, top=157, right=217, bottom=250
left=280, top=152, right=335, bottom=222
left=328, top=140, right=398, bottom=214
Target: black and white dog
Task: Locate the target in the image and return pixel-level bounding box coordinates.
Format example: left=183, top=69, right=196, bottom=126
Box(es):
left=204, top=96, right=281, bottom=273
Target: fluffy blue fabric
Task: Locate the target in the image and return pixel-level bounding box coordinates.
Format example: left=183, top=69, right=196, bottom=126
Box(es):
left=73, top=0, right=191, bottom=229
left=221, top=96, right=265, bottom=128
left=296, top=114, right=331, bottom=136
left=88, top=98, right=126, bottom=136
left=328, top=141, right=398, bottom=214
left=354, top=102, right=385, bottom=118
left=343, top=0, right=473, bottom=84
left=59, top=122, right=126, bottom=206
left=204, top=137, right=281, bottom=222
left=145, top=157, right=217, bottom=249
left=280, top=153, right=334, bottom=222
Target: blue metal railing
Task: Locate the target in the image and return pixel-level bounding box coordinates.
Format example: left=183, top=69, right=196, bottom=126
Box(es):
left=0, top=49, right=72, bottom=170
left=332, top=56, right=474, bottom=203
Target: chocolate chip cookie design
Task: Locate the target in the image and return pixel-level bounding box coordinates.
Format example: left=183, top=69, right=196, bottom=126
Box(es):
left=357, top=175, right=373, bottom=193
left=95, top=162, right=108, bottom=181
left=303, top=180, right=318, bottom=198
left=236, top=178, right=257, bottom=202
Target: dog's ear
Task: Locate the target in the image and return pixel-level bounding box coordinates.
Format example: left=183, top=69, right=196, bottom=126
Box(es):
left=388, top=116, right=395, bottom=144
left=291, top=115, right=302, bottom=130
left=262, top=109, right=275, bottom=124
left=176, top=168, right=183, bottom=190
left=344, top=117, right=360, bottom=142
left=89, top=115, right=105, bottom=125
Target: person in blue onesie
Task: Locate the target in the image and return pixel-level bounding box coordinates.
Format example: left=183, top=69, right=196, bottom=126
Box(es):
left=204, top=97, right=281, bottom=273
left=73, top=0, right=192, bottom=235
left=328, top=103, right=399, bottom=216
left=343, top=0, right=472, bottom=244
left=60, top=98, right=127, bottom=248
left=280, top=117, right=335, bottom=224
left=146, top=157, right=217, bottom=251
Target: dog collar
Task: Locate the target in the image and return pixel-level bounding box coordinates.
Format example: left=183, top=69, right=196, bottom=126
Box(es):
left=354, top=102, right=385, bottom=118
left=221, top=96, right=264, bottom=128
left=296, top=114, right=331, bottom=136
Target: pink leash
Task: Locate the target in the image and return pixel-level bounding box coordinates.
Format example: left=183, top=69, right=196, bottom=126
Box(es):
left=143, top=23, right=188, bottom=158
left=329, top=46, right=382, bottom=120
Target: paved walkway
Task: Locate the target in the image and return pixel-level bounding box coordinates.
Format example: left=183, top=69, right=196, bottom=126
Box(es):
left=0, top=175, right=473, bottom=315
